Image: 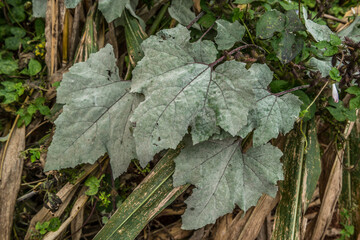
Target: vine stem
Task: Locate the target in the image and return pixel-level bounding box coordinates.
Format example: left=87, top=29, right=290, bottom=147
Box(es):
left=209, top=44, right=264, bottom=68
left=186, top=11, right=205, bottom=29
left=198, top=17, right=219, bottom=41
left=304, top=81, right=329, bottom=113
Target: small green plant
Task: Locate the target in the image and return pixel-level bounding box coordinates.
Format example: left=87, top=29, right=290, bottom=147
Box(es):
left=35, top=217, right=61, bottom=235
left=132, top=159, right=151, bottom=174
left=17, top=96, right=51, bottom=126
left=85, top=174, right=105, bottom=196
left=22, top=147, right=42, bottom=162
left=339, top=209, right=354, bottom=240
left=0, top=81, right=25, bottom=104
left=99, top=191, right=111, bottom=208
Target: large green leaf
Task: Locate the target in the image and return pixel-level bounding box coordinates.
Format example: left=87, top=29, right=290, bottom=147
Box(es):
left=173, top=138, right=283, bottom=229
left=99, top=0, right=132, bottom=23
left=303, top=7, right=332, bottom=42
left=215, top=19, right=245, bottom=50
left=168, top=0, right=200, bottom=29
left=284, top=10, right=305, bottom=32
left=307, top=57, right=332, bottom=77
left=130, top=25, right=258, bottom=165
left=46, top=44, right=140, bottom=178
left=66, top=0, right=142, bottom=25
left=273, top=32, right=303, bottom=63
left=256, top=10, right=286, bottom=39
left=239, top=64, right=302, bottom=146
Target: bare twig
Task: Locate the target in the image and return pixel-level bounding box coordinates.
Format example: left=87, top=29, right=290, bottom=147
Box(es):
left=323, top=14, right=348, bottom=24
left=186, top=11, right=204, bottom=29
left=273, top=85, right=310, bottom=97
left=209, top=44, right=264, bottom=68
left=198, top=18, right=218, bottom=41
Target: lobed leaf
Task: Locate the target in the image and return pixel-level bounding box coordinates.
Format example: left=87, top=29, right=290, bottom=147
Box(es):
left=173, top=138, right=283, bottom=229
left=130, top=25, right=258, bottom=165
left=238, top=64, right=302, bottom=146
left=214, top=19, right=245, bottom=50
left=168, top=0, right=200, bottom=30
left=46, top=44, right=140, bottom=178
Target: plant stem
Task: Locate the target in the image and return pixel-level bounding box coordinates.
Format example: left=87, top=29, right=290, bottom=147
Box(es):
left=186, top=11, right=205, bottom=29
left=198, top=18, right=218, bottom=41
left=304, top=81, right=329, bottom=113
left=273, top=85, right=310, bottom=96
left=209, top=44, right=264, bottom=68
left=148, top=2, right=170, bottom=35
left=240, top=18, right=255, bottom=45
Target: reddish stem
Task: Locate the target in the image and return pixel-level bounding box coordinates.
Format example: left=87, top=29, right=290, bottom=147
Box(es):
left=186, top=12, right=205, bottom=29
left=209, top=44, right=264, bottom=68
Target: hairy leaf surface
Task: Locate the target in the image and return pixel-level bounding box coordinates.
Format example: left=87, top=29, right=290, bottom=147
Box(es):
left=173, top=138, right=283, bottom=229
left=238, top=64, right=302, bottom=146
left=215, top=19, right=245, bottom=50
left=46, top=44, right=139, bottom=178
left=303, top=7, right=332, bottom=42
left=168, top=0, right=200, bottom=29
left=307, top=57, right=332, bottom=77
left=130, top=25, right=257, bottom=165
left=32, top=0, right=46, bottom=18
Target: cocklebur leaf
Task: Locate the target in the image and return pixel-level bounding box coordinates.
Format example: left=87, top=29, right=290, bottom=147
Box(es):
left=251, top=93, right=302, bottom=146
left=190, top=106, right=219, bottom=145
left=214, top=19, right=245, bottom=50
left=46, top=44, right=140, bottom=178
left=303, top=7, right=333, bottom=42
left=173, top=138, right=283, bottom=229
left=238, top=64, right=302, bottom=146
left=168, top=0, right=200, bottom=30
left=256, top=10, right=286, bottom=39
left=130, top=25, right=257, bottom=165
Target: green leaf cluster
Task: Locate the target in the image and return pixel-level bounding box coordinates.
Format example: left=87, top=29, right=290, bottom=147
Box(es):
left=17, top=97, right=51, bottom=126
left=326, top=99, right=356, bottom=122
left=35, top=217, right=61, bottom=235
left=0, top=81, right=24, bottom=104
left=256, top=9, right=305, bottom=63
left=85, top=174, right=105, bottom=196
left=346, top=86, right=360, bottom=109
